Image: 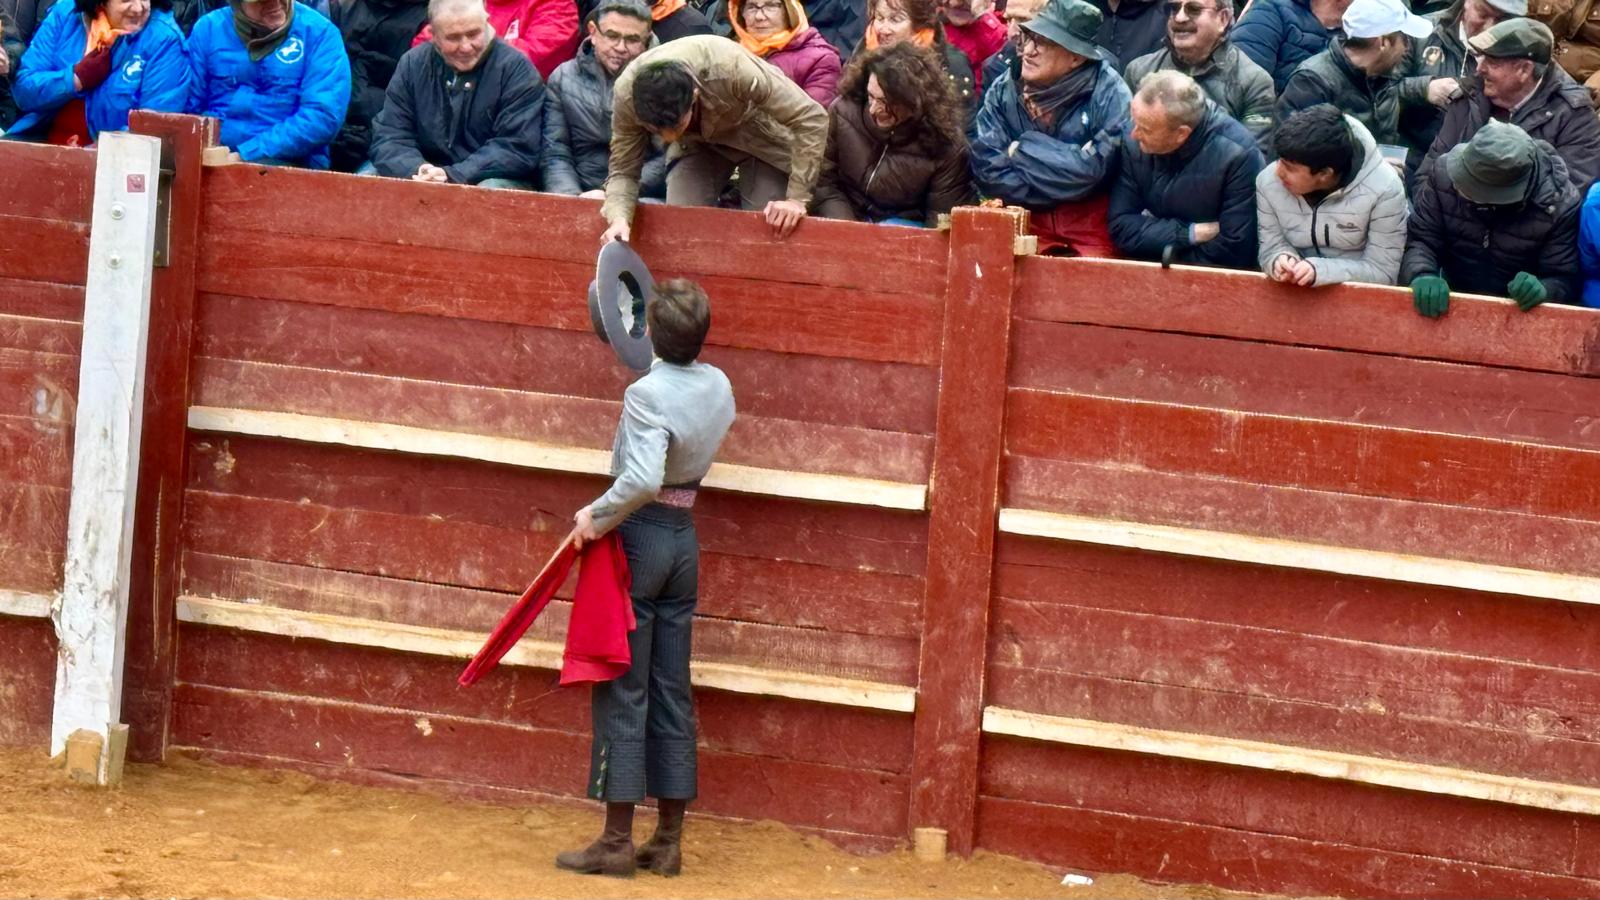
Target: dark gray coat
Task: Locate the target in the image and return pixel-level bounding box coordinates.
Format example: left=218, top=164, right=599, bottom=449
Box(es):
left=1400, top=141, right=1582, bottom=303
left=540, top=40, right=665, bottom=195
left=1123, top=40, right=1275, bottom=135
left=371, top=38, right=546, bottom=184
left=1419, top=65, right=1600, bottom=192
left=1276, top=39, right=1410, bottom=155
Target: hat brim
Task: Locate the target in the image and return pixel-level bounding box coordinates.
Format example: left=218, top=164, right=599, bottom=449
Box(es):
left=1398, top=11, right=1434, bottom=39
left=1444, top=143, right=1532, bottom=205
left=1019, top=19, right=1110, bottom=61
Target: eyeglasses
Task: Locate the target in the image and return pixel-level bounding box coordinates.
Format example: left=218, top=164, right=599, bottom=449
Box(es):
left=1166, top=1, right=1219, bottom=16
left=597, top=27, right=647, bottom=45
left=745, top=1, right=785, bottom=14
left=1016, top=32, right=1059, bottom=53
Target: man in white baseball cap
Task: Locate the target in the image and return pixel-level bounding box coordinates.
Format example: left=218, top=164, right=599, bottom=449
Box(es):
left=1272, top=0, right=1435, bottom=169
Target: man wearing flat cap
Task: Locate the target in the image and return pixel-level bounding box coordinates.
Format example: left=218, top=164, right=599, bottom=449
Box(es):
left=1402, top=120, right=1581, bottom=317
left=1419, top=16, right=1600, bottom=188
left=972, top=0, right=1132, bottom=255
left=1399, top=0, right=1524, bottom=150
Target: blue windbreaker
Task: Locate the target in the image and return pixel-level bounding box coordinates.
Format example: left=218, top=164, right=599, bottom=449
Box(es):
left=9, top=3, right=190, bottom=140
left=185, top=2, right=350, bottom=168
left=1579, top=182, right=1600, bottom=308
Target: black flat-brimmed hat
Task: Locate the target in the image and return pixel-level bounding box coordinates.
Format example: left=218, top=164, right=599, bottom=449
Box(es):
left=1019, top=0, right=1110, bottom=61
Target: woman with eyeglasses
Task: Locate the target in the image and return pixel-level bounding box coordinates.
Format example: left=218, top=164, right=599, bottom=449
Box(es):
left=813, top=41, right=973, bottom=224
left=859, top=0, right=976, bottom=118
left=728, top=0, right=841, bottom=104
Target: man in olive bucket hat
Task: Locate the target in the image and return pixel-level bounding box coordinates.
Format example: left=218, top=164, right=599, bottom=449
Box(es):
left=1401, top=119, right=1582, bottom=317
left=971, top=0, right=1132, bottom=256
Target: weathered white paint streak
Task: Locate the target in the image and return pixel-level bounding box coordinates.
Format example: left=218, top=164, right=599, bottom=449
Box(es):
left=50, top=133, right=163, bottom=780
left=0, top=590, right=55, bottom=619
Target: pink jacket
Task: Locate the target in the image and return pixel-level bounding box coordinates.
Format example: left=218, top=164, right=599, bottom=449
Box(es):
left=765, top=26, right=843, bottom=106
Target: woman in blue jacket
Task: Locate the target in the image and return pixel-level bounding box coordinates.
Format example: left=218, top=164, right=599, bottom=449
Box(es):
left=9, top=0, right=190, bottom=143
left=185, top=0, right=350, bottom=168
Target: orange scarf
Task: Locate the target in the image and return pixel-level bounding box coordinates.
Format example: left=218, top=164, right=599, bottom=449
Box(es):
left=85, top=11, right=126, bottom=54
left=731, top=0, right=809, bottom=55
left=863, top=24, right=935, bottom=50
left=652, top=0, right=687, bottom=20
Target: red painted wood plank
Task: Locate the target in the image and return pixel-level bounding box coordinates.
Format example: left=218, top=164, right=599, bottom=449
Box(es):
left=185, top=436, right=930, bottom=577
left=196, top=230, right=940, bottom=365
left=0, top=347, right=78, bottom=409
left=1011, top=319, right=1600, bottom=452
left=199, top=165, right=947, bottom=296
left=195, top=293, right=939, bottom=434
left=986, top=664, right=1600, bottom=791
left=0, top=143, right=95, bottom=223
left=171, top=681, right=909, bottom=836
left=1005, top=455, right=1600, bottom=578
left=185, top=549, right=922, bottom=641
left=0, top=417, right=71, bottom=488
left=908, top=207, right=1019, bottom=853
left=0, top=483, right=68, bottom=594
left=975, top=795, right=1600, bottom=900
left=1007, top=389, right=1600, bottom=522
left=1014, top=256, right=1600, bottom=378
left=0, top=280, right=85, bottom=323
left=191, top=356, right=933, bottom=484
left=0, top=616, right=56, bottom=747
left=177, top=625, right=915, bottom=774
left=0, top=314, right=80, bottom=357
left=0, top=216, right=89, bottom=286
left=982, top=738, right=1600, bottom=880
left=123, top=112, right=220, bottom=763
left=995, top=535, right=1600, bottom=675
left=991, top=597, right=1600, bottom=750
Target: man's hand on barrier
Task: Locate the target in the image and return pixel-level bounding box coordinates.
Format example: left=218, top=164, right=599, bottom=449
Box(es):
left=1411, top=275, right=1451, bottom=318
left=413, top=163, right=449, bottom=183
left=764, top=199, right=807, bottom=239
left=1190, top=221, right=1220, bottom=243
left=579, top=189, right=606, bottom=200
left=568, top=506, right=600, bottom=551
left=1507, top=271, right=1548, bottom=311
left=601, top=218, right=631, bottom=244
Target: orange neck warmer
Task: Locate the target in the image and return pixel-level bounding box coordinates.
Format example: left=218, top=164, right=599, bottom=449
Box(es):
left=85, top=12, right=127, bottom=54
left=863, top=25, right=935, bottom=50
left=652, top=0, right=687, bottom=20
left=731, top=0, right=809, bottom=56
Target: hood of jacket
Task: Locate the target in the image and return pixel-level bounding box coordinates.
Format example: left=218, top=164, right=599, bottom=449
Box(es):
left=728, top=0, right=807, bottom=52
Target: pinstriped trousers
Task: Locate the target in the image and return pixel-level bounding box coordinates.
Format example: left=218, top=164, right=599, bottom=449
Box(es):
left=587, top=503, right=699, bottom=802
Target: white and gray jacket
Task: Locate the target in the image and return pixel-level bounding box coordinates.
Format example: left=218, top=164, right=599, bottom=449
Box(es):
left=1254, top=115, right=1408, bottom=287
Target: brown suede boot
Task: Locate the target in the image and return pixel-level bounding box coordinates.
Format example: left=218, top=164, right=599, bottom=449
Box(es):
left=555, top=802, right=636, bottom=877
left=634, top=799, right=685, bottom=876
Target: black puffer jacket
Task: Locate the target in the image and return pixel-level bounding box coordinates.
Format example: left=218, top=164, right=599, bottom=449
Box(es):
left=1276, top=39, right=1409, bottom=156
left=169, top=0, right=226, bottom=33
left=812, top=94, right=973, bottom=223
left=1107, top=104, right=1264, bottom=268
left=371, top=38, right=546, bottom=183
left=1400, top=141, right=1582, bottom=303
left=1419, top=65, right=1600, bottom=191
left=1092, top=0, right=1165, bottom=70
left=541, top=39, right=666, bottom=194
left=329, top=0, right=430, bottom=171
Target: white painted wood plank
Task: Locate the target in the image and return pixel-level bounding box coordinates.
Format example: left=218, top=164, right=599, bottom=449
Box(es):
left=982, top=706, right=1600, bottom=817
left=0, top=590, right=54, bottom=619
left=186, top=406, right=928, bottom=511
left=176, top=595, right=917, bottom=713
left=50, top=133, right=163, bottom=775
left=998, top=507, right=1600, bottom=606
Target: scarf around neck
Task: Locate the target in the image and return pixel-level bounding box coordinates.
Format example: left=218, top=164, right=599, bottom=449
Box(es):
left=231, top=0, right=294, bottom=61
left=864, top=25, right=935, bottom=50
left=84, top=11, right=127, bottom=54
left=731, top=0, right=809, bottom=56
left=1020, top=58, right=1097, bottom=128
left=653, top=0, right=687, bottom=20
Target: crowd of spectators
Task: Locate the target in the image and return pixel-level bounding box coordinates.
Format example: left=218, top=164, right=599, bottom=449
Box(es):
left=6, top=0, right=1600, bottom=314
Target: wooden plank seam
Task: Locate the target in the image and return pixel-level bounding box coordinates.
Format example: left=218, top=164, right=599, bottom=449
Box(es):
left=998, top=508, right=1600, bottom=606
left=186, top=406, right=928, bottom=511
left=983, top=706, right=1600, bottom=818
left=176, top=595, right=918, bottom=713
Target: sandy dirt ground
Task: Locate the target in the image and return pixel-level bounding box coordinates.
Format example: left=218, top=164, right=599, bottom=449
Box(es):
left=0, top=748, right=1249, bottom=899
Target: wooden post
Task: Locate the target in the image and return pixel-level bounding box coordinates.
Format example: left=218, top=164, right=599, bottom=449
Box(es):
left=120, top=113, right=217, bottom=763
left=50, top=132, right=164, bottom=782
left=908, top=206, right=1025, bottom=853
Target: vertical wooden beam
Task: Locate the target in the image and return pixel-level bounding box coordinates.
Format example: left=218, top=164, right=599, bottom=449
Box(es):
left=908, top=206, right=1024, bottom=853
left=50, top=132, right=164, bottom=781
left=121, top=113, right=217, bottom=762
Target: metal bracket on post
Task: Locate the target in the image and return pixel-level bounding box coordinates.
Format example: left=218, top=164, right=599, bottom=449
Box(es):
left=50, top=131, right=163, bottom=786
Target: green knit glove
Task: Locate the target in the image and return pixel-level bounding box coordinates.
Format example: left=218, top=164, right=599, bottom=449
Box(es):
left=1507, top=271, right=1548, bottom=311
left=1411, top=275, right=1451, bottom=318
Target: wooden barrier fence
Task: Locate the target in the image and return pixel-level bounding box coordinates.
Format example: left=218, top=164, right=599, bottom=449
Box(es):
left=4, top=113, right=1600, bottom=898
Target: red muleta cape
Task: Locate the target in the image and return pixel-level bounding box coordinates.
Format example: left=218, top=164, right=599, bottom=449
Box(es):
left=458, top=533, right=636, bottom=687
